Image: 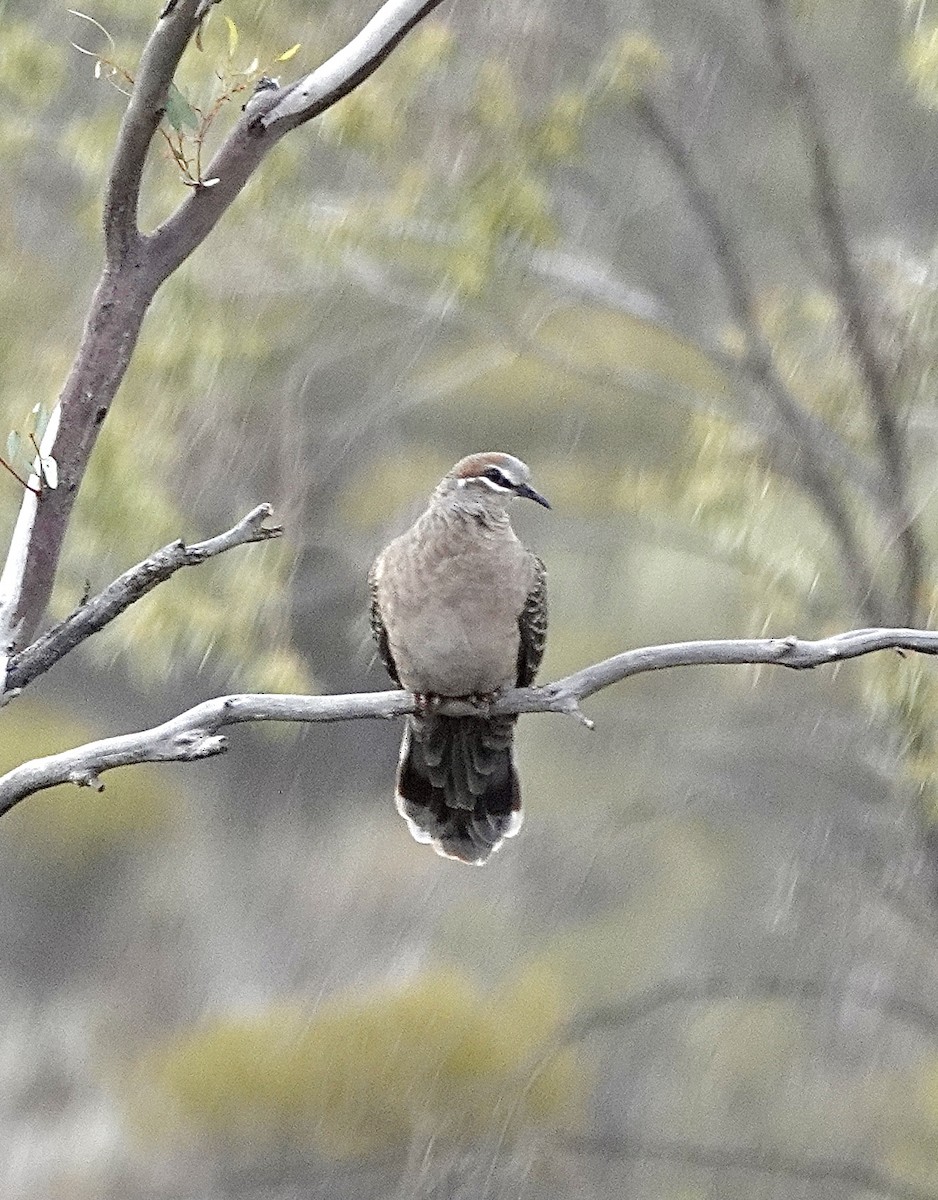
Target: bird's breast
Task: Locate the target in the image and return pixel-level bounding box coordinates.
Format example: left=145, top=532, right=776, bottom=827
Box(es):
left=377, top=520, right=531, bottom=697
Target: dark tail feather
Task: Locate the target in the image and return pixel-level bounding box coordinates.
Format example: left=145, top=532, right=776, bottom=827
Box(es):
left=395, top=714, right=523, bottom=864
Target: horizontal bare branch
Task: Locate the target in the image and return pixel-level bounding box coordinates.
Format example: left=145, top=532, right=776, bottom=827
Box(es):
left=2, top=626, right=937, bottom=816
left=3, top=504, right=282, bottom=698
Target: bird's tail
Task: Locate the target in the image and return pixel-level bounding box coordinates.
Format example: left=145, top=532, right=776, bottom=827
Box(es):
left=395, top=714, right=523, bottom=864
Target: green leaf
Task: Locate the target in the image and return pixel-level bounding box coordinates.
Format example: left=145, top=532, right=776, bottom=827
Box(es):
left=276, top=43, right=301, bottom=62
left=224, top=16, right=238, bottom=60
left=31, top=402, right=49, bottom=443
left=164, top=83, right=199, bottom=133
left=6, top=430, right=20, bottom=464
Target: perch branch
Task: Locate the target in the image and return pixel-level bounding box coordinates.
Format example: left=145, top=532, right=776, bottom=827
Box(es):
left=2, top=626, right=938, bottom=815
left=3, top=504, right=282, bottom=699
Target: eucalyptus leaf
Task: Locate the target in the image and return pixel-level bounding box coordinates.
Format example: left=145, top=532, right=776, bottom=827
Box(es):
left=31, top=403, right=49, bottom=443
left=164, top=82, right=199, bottom=132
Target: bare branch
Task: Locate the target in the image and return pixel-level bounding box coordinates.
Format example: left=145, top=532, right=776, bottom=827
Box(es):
left=2, top=626, right=938, bottom=815
left=563, top=974, right=938, bottom=1047
left=261, top=0, right=449, bottom=129
left=534, top=975, right=938, bottom=1200
left=3, top=505, right=282, bottom=698
left=632, top=92, right=892, bottom=626
left=756, top=0, right=925, bottom=626
left=104, top=0, right=202, bottom=264
left=1, top=0, right=449, bottom=650
left=561, top=1132, right=935, bottom=1200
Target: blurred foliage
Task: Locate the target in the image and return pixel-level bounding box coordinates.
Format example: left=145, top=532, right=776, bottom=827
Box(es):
left=885, top=1053, right=938, bottom=1194
left=130, top=964, right=584, bottom=1158
left=598, top=33, right=669, bottom=98
left=4, top=2, right=938, bottom=1198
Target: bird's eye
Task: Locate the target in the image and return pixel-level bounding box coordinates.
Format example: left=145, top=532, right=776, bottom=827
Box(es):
left=483, top=466, right=512, bottom=489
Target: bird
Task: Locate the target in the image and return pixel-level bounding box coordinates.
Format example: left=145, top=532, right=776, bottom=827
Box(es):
left=369, top=452, right=550, bottom=865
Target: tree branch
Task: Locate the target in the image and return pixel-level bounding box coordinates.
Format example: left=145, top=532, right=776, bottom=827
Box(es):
left=632, top=92, right=890, bottom=626
left=756, top=0, right=926, bottom=625
left=0, top=403, right=61, bottom=671
left=104, top=0, right=201, bottom=264
left=0, top=0, right=450, bottom=652
left=563, top=973, right=938, bottom=1047
left=561, top=1132, right=936, bottom=1200
left=148, top=0, right=452, bottom=278
left=2, top=626, right=938, bottom=815
left=2, top=504, right=282, bottom=699
left=260, top=0, right=449, bottom=129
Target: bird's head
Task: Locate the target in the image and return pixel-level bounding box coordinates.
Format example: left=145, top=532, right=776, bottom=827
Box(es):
left=435, top=452, right=551, bottom=519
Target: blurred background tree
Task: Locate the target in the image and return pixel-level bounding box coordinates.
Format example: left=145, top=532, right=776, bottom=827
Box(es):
left=5, top=0, right=938, bottom=1197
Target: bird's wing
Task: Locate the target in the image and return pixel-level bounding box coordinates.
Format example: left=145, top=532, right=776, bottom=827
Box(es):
left=516, top=554, right=547, bottom=688
left=368, top=557, right=401, bottom=687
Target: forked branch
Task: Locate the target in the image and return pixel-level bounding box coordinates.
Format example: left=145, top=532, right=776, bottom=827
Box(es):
left=1, top=626, right=936, bottom=815
left=3, top=504, right=282, bottom=698
left=0, top=0, right=451, bottom=654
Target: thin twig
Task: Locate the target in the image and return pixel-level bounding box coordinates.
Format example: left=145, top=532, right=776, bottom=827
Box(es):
left=3, top=504, right=282, bottom=696
left=2, top=626, right=938, bottom=814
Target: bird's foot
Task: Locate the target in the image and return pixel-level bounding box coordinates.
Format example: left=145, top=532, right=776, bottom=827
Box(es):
left=412, top=692, right=444, bottom=715
left=464, top=690, right=500, bottom=714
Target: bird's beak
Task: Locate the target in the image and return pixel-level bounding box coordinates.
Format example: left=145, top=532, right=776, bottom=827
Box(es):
left=516, top=483, right=551, bottom=509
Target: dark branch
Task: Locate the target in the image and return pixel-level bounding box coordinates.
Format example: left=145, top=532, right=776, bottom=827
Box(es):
left=2, top=626, right=938, bottom=814
left=756, top=0, right=925, bottom=624
left=632, top=92, right=889, bottom=626
left=3, top=504, right=282, bottom=697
